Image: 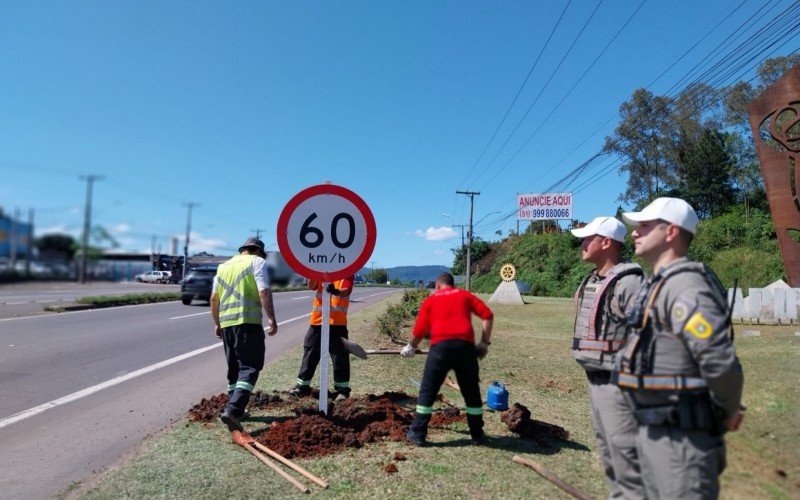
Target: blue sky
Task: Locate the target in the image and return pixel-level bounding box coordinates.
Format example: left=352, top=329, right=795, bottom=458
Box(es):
left=2, top=1, right=797, bottom=268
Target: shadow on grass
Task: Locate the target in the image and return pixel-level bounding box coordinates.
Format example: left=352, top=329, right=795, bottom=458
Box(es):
left=427, top=431, right=591, bottom=456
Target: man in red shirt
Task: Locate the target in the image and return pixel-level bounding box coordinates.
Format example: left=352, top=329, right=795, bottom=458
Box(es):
left=401, top=272, right=494, bottom=446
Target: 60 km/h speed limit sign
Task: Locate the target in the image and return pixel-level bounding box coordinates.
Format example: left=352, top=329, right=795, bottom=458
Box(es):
left=277, top=184, right=376, bottom=282
left=276, top=183, right=376, bottom=415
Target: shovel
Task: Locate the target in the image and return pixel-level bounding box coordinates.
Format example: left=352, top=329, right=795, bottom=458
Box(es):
left=340, top=338, right=428, bottom=359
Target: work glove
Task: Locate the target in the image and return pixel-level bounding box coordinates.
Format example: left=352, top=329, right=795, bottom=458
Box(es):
left=475, top=341, right=490, bottom=360
left=326, top=283, right=340, bottom=296
left=400, top=343, right=416, bottom=357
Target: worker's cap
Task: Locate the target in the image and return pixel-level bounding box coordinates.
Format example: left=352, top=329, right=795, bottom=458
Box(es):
left=622, top=197, right=699, bottom=235
left=570, top=216, right=627, bottom=243
left=238, top=237, right=266, bottom=253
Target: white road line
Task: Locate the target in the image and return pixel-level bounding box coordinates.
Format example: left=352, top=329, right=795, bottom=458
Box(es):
left=169, top=311, right=211, bottom=320
left=4, top=302, right=27, bottom=305
left=0, top=313, right=312, bottom=430
left=363, top=290, right=401, bottom=299
left=291, top=295, right=312, bottom=300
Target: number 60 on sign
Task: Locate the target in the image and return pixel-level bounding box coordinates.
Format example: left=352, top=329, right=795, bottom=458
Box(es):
left=277, top=184, right=377, bottom=282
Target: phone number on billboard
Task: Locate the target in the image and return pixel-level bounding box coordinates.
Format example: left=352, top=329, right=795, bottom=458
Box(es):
left=524, top=208, right=571, bottom=218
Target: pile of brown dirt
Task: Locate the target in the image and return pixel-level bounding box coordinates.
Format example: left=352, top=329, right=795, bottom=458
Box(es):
left=256, top=392, right=410, bottom=458
left=190, top=391, right=467, bottom=458
left=501, top=402, right=569, bottom=447
left=188, top=393, right=228, bottom=422
left=188, top=390, right=290, bottom=422
left=256, top=391, right=465, bottom=459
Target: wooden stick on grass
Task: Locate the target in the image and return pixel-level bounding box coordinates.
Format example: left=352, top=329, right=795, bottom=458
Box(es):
left=243, top=443, right=310, bottom=493
left=252, top=442, right=328, bottom=489
left=512, top=455, right=594, bottom=500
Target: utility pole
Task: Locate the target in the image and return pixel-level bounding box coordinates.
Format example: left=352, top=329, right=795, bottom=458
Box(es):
left=451, top=223, right=467, bottom=279
left=370, top=260, right=377, bottom=282
left=151, top=234, right=157, bottom=270
left=251, top=228, right=265, bottom=239
left=182, top=202, right=200, bottom=280
left=9, top=207, right=19, bottom=271
left=25, top=208, right=33, bottom=275
left=79, top=175, right=103, bottom=284
left=456, top=190, right=480, bottom=291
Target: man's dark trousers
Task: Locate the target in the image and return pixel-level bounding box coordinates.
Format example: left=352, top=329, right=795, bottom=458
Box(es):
left=222, top=323, right=265, bottom=417
left=297, top=325, right=350, bottom=394
left=409, top=339, right=483, bottom=440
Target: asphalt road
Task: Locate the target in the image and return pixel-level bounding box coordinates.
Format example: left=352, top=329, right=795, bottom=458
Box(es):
left=0, top=281, right=180, bottom=319
left=0, top=283, right=400, bottom=499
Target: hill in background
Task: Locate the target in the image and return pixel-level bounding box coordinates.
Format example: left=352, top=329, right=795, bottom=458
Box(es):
left=358, top=265, right=449, bottom=284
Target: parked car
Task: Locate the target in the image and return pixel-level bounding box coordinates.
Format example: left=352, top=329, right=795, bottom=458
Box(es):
left=135, top=271, right=171, bottom=284
left=425, top=280, right=436, bottom=289
left=181, top=266, right=218, bottom=305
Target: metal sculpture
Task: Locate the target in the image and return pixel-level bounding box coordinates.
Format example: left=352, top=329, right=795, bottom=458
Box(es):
left=748, top=66, right=800, bottom=287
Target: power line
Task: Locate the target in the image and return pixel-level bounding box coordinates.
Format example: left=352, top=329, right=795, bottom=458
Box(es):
left=457, top=0, right=573, bottom=189
left=477, top=0, right=647, bottom=192
left=466, top=0, right=606, bottom=191
left=479, top=0, right=800, bottom=230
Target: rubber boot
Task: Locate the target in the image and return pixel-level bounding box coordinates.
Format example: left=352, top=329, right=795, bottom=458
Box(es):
left=467, top=414, right=485, bottom=443
left=407, top=413, right=431, bottom=446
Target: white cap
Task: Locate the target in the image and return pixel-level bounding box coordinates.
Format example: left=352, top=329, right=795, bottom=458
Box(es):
left=621, top=197, right=699, bottom=235
left=570, top=216, right=627, bottom=242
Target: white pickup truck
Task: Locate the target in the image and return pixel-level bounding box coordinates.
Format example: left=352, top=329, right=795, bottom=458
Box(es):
left=135, top=271, right=171, bottom=284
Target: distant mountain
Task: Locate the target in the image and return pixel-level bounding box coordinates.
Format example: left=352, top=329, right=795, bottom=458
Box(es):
left=359, top=265, right=450, bottom=284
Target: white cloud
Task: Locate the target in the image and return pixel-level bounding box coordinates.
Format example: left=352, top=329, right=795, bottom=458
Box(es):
left=171, top=231, right=230, bottom=254
left=433, top=249, right=446, bottom=255
left=109, top=223, right=131, bottom=235
left=413, top=226, right=457, bottom=241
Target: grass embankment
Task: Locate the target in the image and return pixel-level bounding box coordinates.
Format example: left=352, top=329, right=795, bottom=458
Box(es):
left=43, top=293, right=182, bottom=312
left=75, top=295, right=799, bottom=499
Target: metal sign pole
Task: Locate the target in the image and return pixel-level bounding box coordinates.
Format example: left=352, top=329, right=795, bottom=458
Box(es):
left=319, top=282, right=331, bottom=414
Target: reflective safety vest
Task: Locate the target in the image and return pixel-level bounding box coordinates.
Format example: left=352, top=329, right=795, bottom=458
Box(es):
left=573, top=262, right=643, bottom=371
left=310, top=279, right=350, bottom=326
left=616, top=261, right=725, bottom=392
left=216, top=254, right=262, bottom=329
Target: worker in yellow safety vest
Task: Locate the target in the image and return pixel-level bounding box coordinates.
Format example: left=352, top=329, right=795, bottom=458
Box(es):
left=211, top=237, right=277, bottom=432
left=289, top=276, right=354, bottom=402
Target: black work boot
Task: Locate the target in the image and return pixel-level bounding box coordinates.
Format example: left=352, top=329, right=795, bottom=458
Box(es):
left=467, top=414, right=485, bottom=443
left=219, top=410, right=243, bottom=432
left=288, top=385, right=311, bottom=397
left=334, top=387, right=351, bottom=402
left=407, top=413, right=431, bottom=446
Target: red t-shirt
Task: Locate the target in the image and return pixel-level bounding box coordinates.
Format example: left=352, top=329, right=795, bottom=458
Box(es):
left=412, top=287, right=493, bottom=346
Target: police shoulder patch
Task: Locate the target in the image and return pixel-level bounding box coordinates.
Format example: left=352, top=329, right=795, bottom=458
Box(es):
left=671, top=301, right=689, bottom=324
left=684, top=312, right=713, bottom=339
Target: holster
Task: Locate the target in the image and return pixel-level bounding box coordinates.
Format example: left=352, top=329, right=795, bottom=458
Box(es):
left=633, top=392, right=726, bottom=436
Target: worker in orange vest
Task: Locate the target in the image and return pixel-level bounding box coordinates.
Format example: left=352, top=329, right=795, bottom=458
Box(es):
left=289, top=276, right=354, bottom=402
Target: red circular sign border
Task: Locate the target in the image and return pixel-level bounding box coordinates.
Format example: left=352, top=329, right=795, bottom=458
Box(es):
left=277, top=184, right=377, bottom=282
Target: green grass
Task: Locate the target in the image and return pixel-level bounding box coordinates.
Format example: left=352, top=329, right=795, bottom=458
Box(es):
left=75, top=293, right=182, bottom=307
left=73, top=295, right=800, bottom=499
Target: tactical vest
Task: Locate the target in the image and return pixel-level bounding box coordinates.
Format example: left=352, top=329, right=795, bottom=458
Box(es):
left=573, top=262, right=643, bottom=371
left=310, top=278, right=350, bottom=326
left=216, top=254, right=262, bottom=328
left=615, top=260, right=727, bottom=392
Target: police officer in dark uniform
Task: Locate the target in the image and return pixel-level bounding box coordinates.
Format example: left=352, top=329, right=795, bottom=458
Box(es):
left=571, top=216, right=645, bottom=499
left=615, top=198, right=744, bottom=499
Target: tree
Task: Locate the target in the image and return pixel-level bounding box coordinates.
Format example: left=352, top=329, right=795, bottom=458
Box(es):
left=604, top=89, right=681, bottom=206
left=676, top=128, right=737, bottom=218
left=35, top=234, right=77, bottom=261
left=451, top=239, right=492, bottom=275
left=366, top=268, right=388, bottom=284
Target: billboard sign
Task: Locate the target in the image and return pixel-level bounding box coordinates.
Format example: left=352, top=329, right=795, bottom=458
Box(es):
left=517, top=193, right=573, bottom=220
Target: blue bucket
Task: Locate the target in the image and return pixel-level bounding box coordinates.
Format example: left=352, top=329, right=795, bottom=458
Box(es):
left=486, top=381, right=509, bottom=411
